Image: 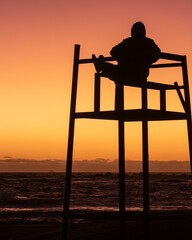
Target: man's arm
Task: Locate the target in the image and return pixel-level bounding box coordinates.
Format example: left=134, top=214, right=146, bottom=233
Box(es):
left=147, top=39, right=161, bottom=64
left=110, top=43, right=122, bottom=59
left=110, top=38, right=131, bottom=60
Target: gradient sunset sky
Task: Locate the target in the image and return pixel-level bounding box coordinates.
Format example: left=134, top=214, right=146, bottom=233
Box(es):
left=1, top=0, right=192, bottom=164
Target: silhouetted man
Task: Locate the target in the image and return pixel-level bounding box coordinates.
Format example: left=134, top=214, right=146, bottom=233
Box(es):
left=92, top=22, right=161, bottom=85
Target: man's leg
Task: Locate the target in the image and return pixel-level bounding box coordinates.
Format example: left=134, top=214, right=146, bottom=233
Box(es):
left=92, top=54, right=105, bottom=73
left=92, top=54, right=119, bottom=82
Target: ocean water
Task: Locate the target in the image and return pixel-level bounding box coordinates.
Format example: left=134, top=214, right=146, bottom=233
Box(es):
left=0, top=172, right=192, bottom=223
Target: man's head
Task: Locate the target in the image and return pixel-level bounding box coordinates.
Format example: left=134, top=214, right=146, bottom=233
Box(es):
left=131, top=22, right=146, bottom=38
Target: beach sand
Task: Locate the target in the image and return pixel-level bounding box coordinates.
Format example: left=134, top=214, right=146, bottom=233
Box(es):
left=1, top=217, right=192, bottom=240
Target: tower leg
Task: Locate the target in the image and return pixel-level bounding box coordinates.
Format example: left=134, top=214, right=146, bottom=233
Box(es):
left=142, top=120, right=150, bottom=240
left=62, top=45, right=80, bottom=240
left=118, top=119, right=126, bottom=240
left=182, top=56, right=192, bottom=176
left=186, top=117, right=192, bottom=175
left=62, top=117, right=75, bottom=240
left=142, top=84, right=150, bottom=240
left=116, top=83, right=125, bottom=240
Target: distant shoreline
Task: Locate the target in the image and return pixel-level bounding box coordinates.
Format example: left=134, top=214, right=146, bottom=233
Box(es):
left=0, top=159, right=191, bottom=172
left=0, top=171, right=191, bottom=173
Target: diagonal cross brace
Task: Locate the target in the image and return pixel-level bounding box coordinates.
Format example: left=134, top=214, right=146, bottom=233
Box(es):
left=174, top=82, right=187, bottom=112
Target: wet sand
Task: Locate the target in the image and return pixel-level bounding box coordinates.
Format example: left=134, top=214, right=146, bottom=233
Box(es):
left=1, top=216, right=192, bottom=240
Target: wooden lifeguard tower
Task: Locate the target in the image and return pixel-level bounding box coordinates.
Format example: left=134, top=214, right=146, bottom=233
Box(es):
left=62, top=44, right=192, bottom=240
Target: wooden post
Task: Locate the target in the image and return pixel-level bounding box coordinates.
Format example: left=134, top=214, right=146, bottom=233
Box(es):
left=142, top=84, right=150, bottom=240
left=182, top=56, right=192, bottom=176
left=62, top=44, right=80, bottom=240
left=174, top=82, right=187, bottom=112
left=116, top=83, right=126, bottom=240
left=119, top=119, right=125, bottom=240
left=94, top=73, right=100, bottom=112
left=160, top=89, right=166, bottom=111
left=115, top=83, right=124, bottom=111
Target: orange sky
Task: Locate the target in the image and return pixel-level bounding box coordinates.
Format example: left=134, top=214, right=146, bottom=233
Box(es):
left=1, top=0, right=192, bottom=164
